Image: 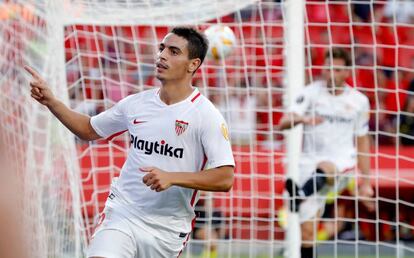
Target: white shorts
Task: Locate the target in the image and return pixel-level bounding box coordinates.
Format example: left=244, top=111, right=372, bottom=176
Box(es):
left=297, top=158, right=356, bottom=223
left=87, top=204, right=187, bottom=258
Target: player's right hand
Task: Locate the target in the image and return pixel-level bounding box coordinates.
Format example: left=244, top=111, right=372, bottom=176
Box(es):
left=302, top=115, right=324, bottom=126
left=24, top=65, right=56, bottom=107
left=140, top=167, right=173, bottom=192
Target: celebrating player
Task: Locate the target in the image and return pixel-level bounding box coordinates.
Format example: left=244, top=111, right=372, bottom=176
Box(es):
left=279, top=48, right=374, bottom=258
left=26, top=27, right=235, bottom=258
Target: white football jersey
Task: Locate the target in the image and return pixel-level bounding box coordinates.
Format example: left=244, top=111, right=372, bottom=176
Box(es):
left=289, top=80, right=370, bottom=169
left=90, top=87, right=235, bottom=239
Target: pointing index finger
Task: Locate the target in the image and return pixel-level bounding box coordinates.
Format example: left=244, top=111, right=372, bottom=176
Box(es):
left=24, top=65, right=42, bottom=80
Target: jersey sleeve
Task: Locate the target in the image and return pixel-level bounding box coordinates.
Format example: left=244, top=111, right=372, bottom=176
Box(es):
left=200, top=108, right=235, bottom=169
left=90, top=96, right=131, bottom=139
left=288, top=85, right=313, bottom=116
left=355, top=96, right=370, bottom=136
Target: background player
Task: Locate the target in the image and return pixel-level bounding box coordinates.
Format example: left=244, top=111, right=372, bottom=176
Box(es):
left=193, top=193, right=225, bottom=258
left=25, top=27, right=235, bottom=258
left=279, top=48, right=374, bottom=258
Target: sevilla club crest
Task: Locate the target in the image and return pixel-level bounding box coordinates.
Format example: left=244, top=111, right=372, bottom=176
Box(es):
left=175, top=120, right=189, bottom=136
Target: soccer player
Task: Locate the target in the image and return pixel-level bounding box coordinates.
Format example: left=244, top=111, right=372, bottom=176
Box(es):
left=25, top=27, right=235, bottom=258
left=279, top=48, right=374, bottom=258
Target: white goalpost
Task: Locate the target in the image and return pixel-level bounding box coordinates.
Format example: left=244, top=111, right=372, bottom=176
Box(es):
left=1, top=0, right=414, bottom=257
left=284, top=0, right=304, bottom=257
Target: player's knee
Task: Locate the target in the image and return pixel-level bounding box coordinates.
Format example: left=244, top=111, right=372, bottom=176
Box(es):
left=301, top=233, right=314, bottom=247
left=317, top=161, right=337, bottom=185
left=301, top=223, right=315, bottom=243
left=301, top=230, right=314, bottom=242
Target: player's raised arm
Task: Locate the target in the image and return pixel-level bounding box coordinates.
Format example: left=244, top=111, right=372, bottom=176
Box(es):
left=278, top=112, right=324, bottom=130
left=278, top=86, right=324, bottom=130
left=24, top=65, right=101, bottom=141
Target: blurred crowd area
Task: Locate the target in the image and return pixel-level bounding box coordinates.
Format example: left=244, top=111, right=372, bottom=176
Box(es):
left=64, top=1, right=414, bottom=147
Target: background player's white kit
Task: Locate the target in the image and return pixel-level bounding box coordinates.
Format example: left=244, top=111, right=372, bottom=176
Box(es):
left=289, top=80, right=370, bottom=186
left=288, top=80, right=370, bottom=222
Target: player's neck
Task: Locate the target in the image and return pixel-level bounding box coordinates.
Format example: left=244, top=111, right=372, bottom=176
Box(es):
left=329, top=87, right=344, bottom=96
left=326, top=82, right=346, bottom=96
left=159, top=80, right=194, bottom=105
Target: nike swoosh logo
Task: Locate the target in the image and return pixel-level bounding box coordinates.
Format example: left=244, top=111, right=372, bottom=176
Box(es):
left=133, top=119, right=146, bottom=124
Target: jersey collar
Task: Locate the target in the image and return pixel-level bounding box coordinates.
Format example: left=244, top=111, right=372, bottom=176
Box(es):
left=155, top=87, right=200, bottom=107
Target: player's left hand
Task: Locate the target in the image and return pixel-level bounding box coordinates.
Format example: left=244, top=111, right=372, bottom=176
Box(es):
left=358, top=182, right=375, bottom=212
left=358, top=182, right=374, bottom=198
left=140, top=167, right=173, bottom=192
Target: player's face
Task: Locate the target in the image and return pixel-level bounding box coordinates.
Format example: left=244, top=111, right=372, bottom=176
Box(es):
left=155, top=33, right=198, bottom=82
left=323, top=58, right=350, bottom=88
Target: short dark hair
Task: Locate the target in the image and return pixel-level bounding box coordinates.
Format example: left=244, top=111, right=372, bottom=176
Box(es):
left=325, top=47, right=352, bottom=66
left=171, top=27, right=209, bottom=66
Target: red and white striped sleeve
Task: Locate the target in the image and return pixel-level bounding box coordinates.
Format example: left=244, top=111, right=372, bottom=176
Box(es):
left=90, top=95, right=133, bottom=139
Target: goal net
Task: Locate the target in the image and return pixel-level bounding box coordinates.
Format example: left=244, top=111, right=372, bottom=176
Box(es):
left=1, top=0, right=413, bottom=257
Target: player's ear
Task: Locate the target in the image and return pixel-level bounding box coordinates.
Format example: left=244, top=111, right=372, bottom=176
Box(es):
left=188, top=58, right=201, bottom=74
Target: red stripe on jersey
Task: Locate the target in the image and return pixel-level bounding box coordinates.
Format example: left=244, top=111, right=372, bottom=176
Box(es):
left=191, top=92, right=201, bottom=102
left=342, top=166, right=356, bottom=174
left=177, top=155, right=208, bottom=257
left=189, top=155, right=208, bottom=207
left=176, top=217, right=196, bottom=258
left=190, top=190, right=198, bottom=207
left=106, top=129, right=128, bottom=141
left=201, top=155, right=208, bottom=170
